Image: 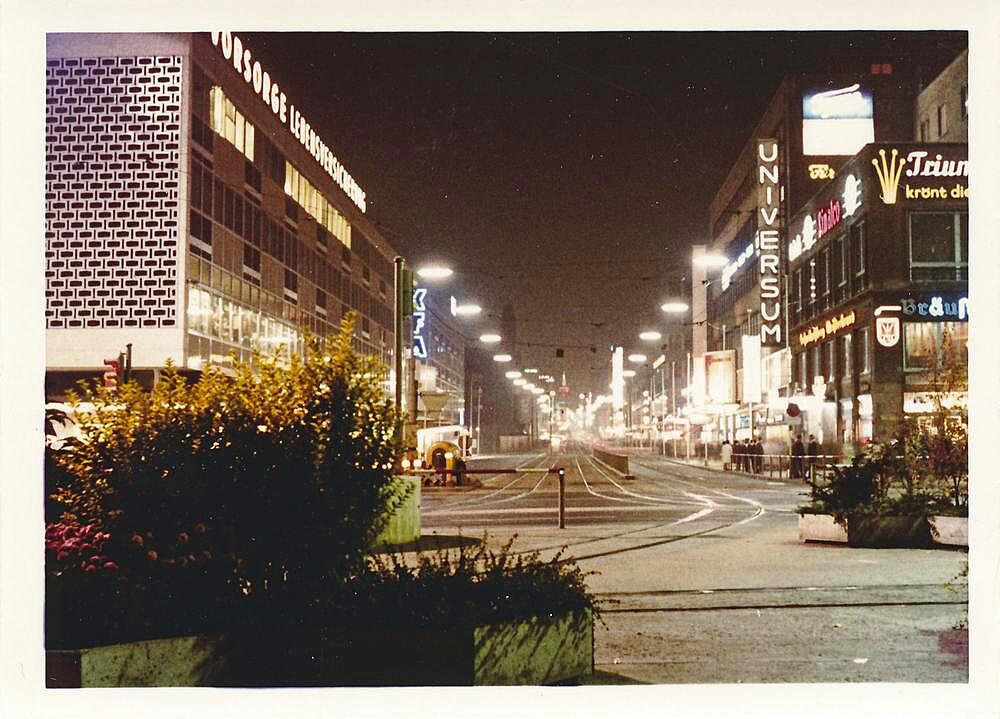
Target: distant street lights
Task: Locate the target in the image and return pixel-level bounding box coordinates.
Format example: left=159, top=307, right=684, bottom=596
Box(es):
left=639, top=330, right=662, bottom=342
left=660, top=301, right=690, bottom=314
left=416, top=265, right=454, bottom=280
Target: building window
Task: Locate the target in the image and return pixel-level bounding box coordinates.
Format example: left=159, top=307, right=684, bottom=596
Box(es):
left=842, top=332, right=853, bottom=379
left=819, top=247, right=830, bottom=310
left=918, top=117, right=930, bottom=142
left=903, top=321, right=968, bottom=372
left=850, top=220, right=866, bottom=288
left=283, top=268, right=298, bottom=304
left=316, top=288, right=327, bottom=317
left=283, top=161, right=351, bottom=247
left=244, top=159, right=261, bottom=193
left=209, top=86, right=254, bottom=161
left=909, top=211, right=968, bottom=281
left=857, top=326, right=871, bottom=375
left=961, top=85, right=968, bottom=120
left=191, top=114, right=214, bottom=153
left=937, top=104, right=948, bottom=138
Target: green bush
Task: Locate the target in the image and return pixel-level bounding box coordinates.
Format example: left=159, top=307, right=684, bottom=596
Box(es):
left=46, top=316, right=406, bottom=647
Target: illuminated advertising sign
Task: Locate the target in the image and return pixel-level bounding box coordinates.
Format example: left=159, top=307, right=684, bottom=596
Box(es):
left=798, top=310, right=857, bottom=348
left=412, top=287, right=428, bottom=359
left=741, top=335, right=762, bottom=404
left=871, top=147, right=969, bottom=205
left=611, top=346, right=624, bottom=413
left=901, top=294, right=969, bottom=321
left=705, top=350, right=735, bottom=404
left=788, top=173, right=862, bottom=262
left=210, top=32, right=367, bottom=213
left=721, top=242, right=754, bottom=291
left=756, top=139, right=782, bottom=346
left=802, top=83, right=874, bottom=156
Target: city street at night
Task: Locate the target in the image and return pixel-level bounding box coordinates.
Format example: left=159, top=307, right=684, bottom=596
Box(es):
left=3, top=6, right=999, bottom=718
left=422, top=451, right=968, bottom=683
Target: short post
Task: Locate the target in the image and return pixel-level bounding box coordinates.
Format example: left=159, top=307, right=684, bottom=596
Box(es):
left=557, top=467, right=565, bottom=529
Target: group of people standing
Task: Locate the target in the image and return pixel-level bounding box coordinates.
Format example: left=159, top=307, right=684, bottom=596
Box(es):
left=719, top=434, right=823, bottom=479
left=720, top=437, right=764, bottom=473
left=790, top=433, right=822, bottom=480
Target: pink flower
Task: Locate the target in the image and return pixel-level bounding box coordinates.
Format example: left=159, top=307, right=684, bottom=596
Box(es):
left=84, top=564, right=97, bottom=573
left=130, top=534, right=144, bottom=546
left=103, top=561, right=119, bottom=571
left=56, top=550, right=69, bottom=561
left=193, top=523, right=207, bottom=534
left=177, top=532, right=189, bottom=544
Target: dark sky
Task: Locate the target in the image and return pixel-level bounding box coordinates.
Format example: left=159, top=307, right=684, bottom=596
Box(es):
left=242, top=30, right=965, bottom=395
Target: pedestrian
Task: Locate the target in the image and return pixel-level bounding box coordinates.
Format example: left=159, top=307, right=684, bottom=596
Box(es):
left=791, top=433, right=805, bottom=480
left=741, top=439, right=752, bottom=473
left=720, top=439, right=732, bottom=471
left=732, top=439, right=743, bottom=472
left=806, top=434, right=820, bottom=481
left=752, top=436, right=763, bottom=474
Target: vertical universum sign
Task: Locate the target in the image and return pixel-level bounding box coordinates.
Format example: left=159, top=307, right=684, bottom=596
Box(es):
left=756, top=139, right=782, bottom=346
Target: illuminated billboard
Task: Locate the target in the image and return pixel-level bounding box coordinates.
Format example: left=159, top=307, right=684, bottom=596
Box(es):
left=802, top=84, right=874, bottom=156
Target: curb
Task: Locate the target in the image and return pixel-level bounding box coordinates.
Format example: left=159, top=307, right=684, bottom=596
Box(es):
left=589, top=455, right=635, bottom=481
left=634, top=454, right=802, bottom=486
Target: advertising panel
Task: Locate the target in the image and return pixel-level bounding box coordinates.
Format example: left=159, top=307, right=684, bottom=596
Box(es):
left=802, top=83, right=874, bottom=156
left=741, top=335, right=762, bottom=404
left=705, top=350, right=736, bottom=404
left=756, top=139, right=783, bottom=346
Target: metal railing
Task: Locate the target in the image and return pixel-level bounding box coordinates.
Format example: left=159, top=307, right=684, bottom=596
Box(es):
left=727, top=452, right=843, bottom=488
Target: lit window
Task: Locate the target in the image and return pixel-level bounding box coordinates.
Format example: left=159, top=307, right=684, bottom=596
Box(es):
left=904, top=322, right=968, bottom=372
left=937, top=104, right=948, bottom=138
left=283, top=161, right=352, bottom=248
left=209, top=87, right=254, bottom=161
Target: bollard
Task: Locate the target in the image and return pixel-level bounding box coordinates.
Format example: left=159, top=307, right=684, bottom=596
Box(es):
left=557, top=467, right=565, bottom=529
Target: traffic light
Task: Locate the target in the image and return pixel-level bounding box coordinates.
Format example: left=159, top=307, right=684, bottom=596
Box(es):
left=103, top=359, right=121, bottom=389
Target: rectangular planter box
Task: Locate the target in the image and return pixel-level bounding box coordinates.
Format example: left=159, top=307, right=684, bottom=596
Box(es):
left=929, top=515, right=968, bottom=547
left=46, top=609, right=593, bottom=687
left=798, top=512, right=848, bottom=543
left=373, top=476, right=421, bottom=547
left=799, top=513, right=961, bottom=548
left=847, top=514, right=933, bottom=548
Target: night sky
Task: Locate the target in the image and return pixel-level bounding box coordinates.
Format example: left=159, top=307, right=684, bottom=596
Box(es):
left=241, top=30, right=965, bottom=395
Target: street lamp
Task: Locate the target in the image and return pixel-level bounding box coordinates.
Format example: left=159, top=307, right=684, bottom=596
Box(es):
left=639, top=330, right=662, bottom=342
left=505, top=370, right=522, bottom=379
left=479, top=333, right=502, bottom=344
left=416, top=265, right=454, bottom=280
left=628, top=353, right=647, bottom=364
left=493, top=353, right=512, bottom=363
left=692, top=252, right=729, bottom=269
left=660, top=301, right=690, bottom=313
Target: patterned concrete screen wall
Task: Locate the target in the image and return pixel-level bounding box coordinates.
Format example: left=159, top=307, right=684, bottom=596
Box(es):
left=45, top=55, right=182, bottom=330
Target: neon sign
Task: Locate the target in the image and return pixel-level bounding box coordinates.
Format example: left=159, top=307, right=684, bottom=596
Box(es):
left=210, top=32, right=367, bottom=213
left=798, top=310, right=857, bottom=348
left=720, top=242, right=754, bottom=290
left=901, top=295, right=969, bottom=320
left=788, top=173, right=861, bottom=262
left=872, top=148, right=969, bottom=205
left=756, top=139, right=782, bottom=346
left=412, top=288, right=428, bottom=359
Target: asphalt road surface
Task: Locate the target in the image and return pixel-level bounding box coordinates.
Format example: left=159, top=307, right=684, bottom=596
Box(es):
left=420, top=450, right=969, bottom=684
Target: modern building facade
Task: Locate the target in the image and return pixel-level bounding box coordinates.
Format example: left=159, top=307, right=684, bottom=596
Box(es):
left=410, top=284, right=467, bottom=426
left=45, top=32, right=400, bottom=399
left=690, top=47, right=967, bottom=455
left=786, top=142, right=967, bottom=449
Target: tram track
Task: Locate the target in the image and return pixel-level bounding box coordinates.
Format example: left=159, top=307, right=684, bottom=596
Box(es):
left=427, top=452, right=771, bottom=562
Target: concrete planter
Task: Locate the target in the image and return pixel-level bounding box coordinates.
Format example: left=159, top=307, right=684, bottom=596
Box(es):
left=798, top=512, right=848, bottom=543
left=929, top=515, right=968, bottom=547
left=46, top=608, right=593, bottom=687
left=847, top=514, right=933, bottom=548
left=373, top=476, right=421, bottom=547
left=799, top=512, right=955, bottom=549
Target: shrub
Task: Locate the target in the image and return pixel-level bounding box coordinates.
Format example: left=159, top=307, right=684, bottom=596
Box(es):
left=46, top=315, right=406, bottom=647
left=353, top=536, right=600, bottom=628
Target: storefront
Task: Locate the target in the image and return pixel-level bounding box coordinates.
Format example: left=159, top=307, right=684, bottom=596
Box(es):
left=787, top=142, right=968, bottom=453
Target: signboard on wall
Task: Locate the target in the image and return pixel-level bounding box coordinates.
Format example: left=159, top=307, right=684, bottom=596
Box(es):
left=802, top=83, right=874, bottom=156
left=756, top=139, right=783, bottom=346
left=871, top=147, right=968, bottom=205
left=705, top=350, right=736, bottom=404
left=741, top=335, right=762, bottom=404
